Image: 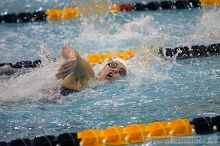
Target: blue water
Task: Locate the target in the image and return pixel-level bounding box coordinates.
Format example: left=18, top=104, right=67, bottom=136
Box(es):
left=0, top=0, right=220, bottom=145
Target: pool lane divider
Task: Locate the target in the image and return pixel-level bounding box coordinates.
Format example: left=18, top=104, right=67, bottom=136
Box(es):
left=0, top=43, right=220, bottom=76
left=0, top=115, right=219, bottom=146
left=0, top=44, right=220, bottom=75
left=0, top=0, right=219, bottom=23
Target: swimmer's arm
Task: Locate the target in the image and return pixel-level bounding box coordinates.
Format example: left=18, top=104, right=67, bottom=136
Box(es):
left=56, top=47, right=95, bottom=79
left=73, top=54, right=95, bottom=78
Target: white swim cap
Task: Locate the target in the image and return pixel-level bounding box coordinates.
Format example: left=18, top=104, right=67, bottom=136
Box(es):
left=112, top=58, right=128, bottom=70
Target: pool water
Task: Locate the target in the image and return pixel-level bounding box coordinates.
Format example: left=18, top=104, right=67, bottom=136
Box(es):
left=0, top=0, right=220, bottom=145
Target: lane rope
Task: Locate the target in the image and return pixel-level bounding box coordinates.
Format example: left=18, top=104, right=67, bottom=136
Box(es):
left=0, top=115, right=219, bottom=146
left=1, top=0, right=219, bottom=23
left=0, top=43, right=220, bottom=76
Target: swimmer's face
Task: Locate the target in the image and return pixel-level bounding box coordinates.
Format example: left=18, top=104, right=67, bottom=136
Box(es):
left=97, top=61, right=127, bottom=82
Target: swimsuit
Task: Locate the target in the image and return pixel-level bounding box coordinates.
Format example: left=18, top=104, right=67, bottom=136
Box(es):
left=60, top=87, right=79, bottom=96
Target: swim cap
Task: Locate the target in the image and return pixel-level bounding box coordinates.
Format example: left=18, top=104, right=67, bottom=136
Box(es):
left=112, top=58, right=128, bottom=70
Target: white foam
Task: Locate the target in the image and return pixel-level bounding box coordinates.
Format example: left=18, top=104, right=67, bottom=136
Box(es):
left=0, top=62, right=60, bottom=102
left=190, top=9, right=220, bottom=43
left=73, top=15, right=161, bottom=51
left=0, top=45, right=62, bottom=103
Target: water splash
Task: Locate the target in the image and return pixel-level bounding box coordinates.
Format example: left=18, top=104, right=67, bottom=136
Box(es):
left=74, top=15, right=162, bottom=52
left=0, top=46, right=61, bottom=103
left=75, top=0, right=110, bottom=22
left=191, top=8, right=220, bottom=44
left=0, top=13, right=175, bottom=103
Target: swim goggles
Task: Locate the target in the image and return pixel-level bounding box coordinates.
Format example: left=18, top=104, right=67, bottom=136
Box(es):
left=106, top=61, right=127, bottom=76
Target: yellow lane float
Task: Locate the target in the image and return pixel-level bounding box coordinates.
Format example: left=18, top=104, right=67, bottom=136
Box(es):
left=86, top=50, right=136, bottom=65
left=200, top=0, right=220, bottom=7
left=78, top=118, right=195, bottom=146
left=46, top=9, right=62, bottom=21
left=109, top=4, right=122, bottom=14
left=46, top=8, right=80, bottom=21
left=62, top=8, right=80, bottom=20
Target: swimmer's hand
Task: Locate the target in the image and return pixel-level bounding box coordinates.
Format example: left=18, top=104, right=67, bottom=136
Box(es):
left=61, top=47, right=79, bottom=60
left=56, top=47, right=79, bottom=79
left=56, top=59, right=77, bottom=79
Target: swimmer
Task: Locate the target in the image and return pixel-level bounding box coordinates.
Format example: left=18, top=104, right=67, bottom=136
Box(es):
left=56, top=47, right=127, bottom=96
